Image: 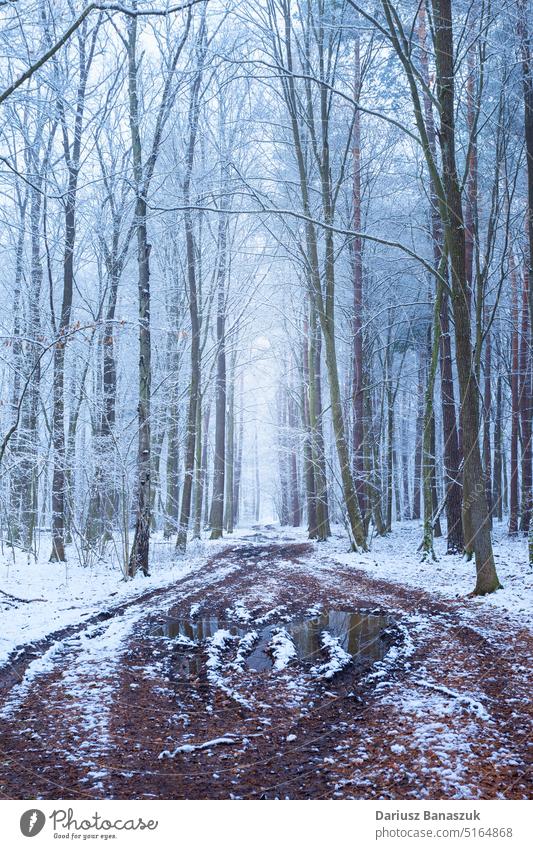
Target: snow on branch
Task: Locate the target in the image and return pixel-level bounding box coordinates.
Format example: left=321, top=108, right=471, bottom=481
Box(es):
left=0, top=0, right=208, bottom=106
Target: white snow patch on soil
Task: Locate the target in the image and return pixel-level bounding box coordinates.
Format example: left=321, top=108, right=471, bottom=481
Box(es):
left=270, top=628, right=297, bottom=670
left=311, top=631, right=351, bottom=679
left=159, top=735, right=237, bottom=758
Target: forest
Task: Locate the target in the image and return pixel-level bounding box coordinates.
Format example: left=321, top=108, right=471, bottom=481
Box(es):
left=0, top=0, right=531, bottom=803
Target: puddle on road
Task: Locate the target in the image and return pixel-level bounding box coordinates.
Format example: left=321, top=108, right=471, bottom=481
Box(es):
left=152, top=617, right=276, bottom=672
left=288, top=611, right=390, bottom=666
left=155, top=618, right=241, bottom=642
left=152, top=610, right=392, bottom=676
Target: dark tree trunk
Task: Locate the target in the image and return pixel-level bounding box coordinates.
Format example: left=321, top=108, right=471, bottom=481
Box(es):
left=308, top=298, right=330, bottom=538
left=401, top=390, right=411, bottom=519
left=517, top=0, right=533, bottom=558
left=209, top=212, right=228, bottom=540
left=302, top=314, right=318, bottom=537
left=288, top=388, right=301, bottom=526
left=176, top=52, right=204, bottom=553
left=519, top=262, right=532, bottom=533
left=127, top=209, right=152, bottom=576
left=431, top=0, right=500, bottom=593
left=412, top=352, right=425, bottom=521
left=509, top=252, right=520, bottom=534
left=50, top=22, right=97, bottom=562
left=418, top=1, right=463, bottom=552
left=483, top=315, right=493, bottom=527
left=439, top=291, right=464, bottom=552
left=493, top=372, right=503, bottom=521
left=352, top=30, right=366, bottom=518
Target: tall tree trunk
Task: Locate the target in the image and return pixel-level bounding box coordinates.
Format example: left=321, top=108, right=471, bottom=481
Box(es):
left=176, top=51, right=204, bottom=553
left=493, top=372, right=503, bottom=521
left=464, top=22, right=477, bottom=316
left=517, top=0, right=533, bottom=560
left=401, top=389, right=411, bottom=519
left=50, top=182, right=76, bottom=562
left=385, top=356, right=394, bottom=532
left=509, top=250, right=520, bottom=534
left=209, top=213, right=228, bottom=540
left=22, top=178, right=43, bottom=550
left=288, top=387, right=301, bottom=526
left=9, top=189, right=28, bottom=544
left=224, top=364, right=235, bottom=535
left=412, top=352, right=425, bottom=520
left=192, top=392, right=203, bottom=539
left=519, top=259, right=532, bottom=533
left=418, top=2, right=463, bottom=552
left=308, top=297, right=330, bottom=538
left=352, top=30, right=366, bottom=517
left=430, top=0, right=500, bottom=593
left=439, top=291, right=464, bottom=552
left=126, top=13, right=152, bottom=577
left=483, top=312, right=493, bottom=527
left=50, top=21, right=97, bottom=562
left=422, top=282, right=443, bottom=560
left=302, top=314, right=318, bottom=537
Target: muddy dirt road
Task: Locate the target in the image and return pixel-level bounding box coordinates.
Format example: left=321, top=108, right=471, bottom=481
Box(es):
left=0, top=532, right=531, bottom=799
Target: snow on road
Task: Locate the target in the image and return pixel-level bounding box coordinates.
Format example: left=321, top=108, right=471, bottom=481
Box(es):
left=0, top=524, right=530, bottom=800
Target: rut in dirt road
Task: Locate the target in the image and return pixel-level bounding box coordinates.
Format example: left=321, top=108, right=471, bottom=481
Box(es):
left=0, top=535, right=531, bottom=800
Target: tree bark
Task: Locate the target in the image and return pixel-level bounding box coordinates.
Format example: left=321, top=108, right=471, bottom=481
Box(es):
left=50, top=24, right=96, bottom=561
left=352, top=29, right=366, bottom=518
left=430, top=0, right=500, bottom=593
left=418, top=3, right=463, bottom=552
left=519, top=256, right=532, bottom=533
left=176, top=32, right=205, bottom=553
left=209, top=211, right=228, bottom=540
left=127, top=13, right=151, bottom=577
left=509, top=250, right=520, bottom=534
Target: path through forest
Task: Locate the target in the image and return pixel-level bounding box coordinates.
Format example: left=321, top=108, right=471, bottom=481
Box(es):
left=0, top=530, right=530, bottom=800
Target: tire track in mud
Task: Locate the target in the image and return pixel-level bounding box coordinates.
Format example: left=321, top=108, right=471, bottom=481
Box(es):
left=0, top=541, right=310, bottom=798
left=0, top=536, right=530, bottom=800
left=0, top=542, right=246, bottom=701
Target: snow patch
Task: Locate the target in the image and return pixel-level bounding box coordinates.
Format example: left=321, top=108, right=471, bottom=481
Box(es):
left=311, top=631, right=352, bottom=679
left=159, top=735, right=237, bottom=758
left=270, top=629, right=297, bottom=670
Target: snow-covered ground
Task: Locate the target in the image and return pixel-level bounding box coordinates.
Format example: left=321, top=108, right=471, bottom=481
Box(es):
left=0, top=533, right=237, bottom=667
left=1, top=522, right=530, bottom=800
left=326, top=520, right=533, bottom=629
left=1, top=520, right=531, bottom=674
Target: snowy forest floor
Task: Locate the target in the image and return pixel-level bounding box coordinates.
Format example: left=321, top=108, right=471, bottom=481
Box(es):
left=0, top=523, right=531, bottom=800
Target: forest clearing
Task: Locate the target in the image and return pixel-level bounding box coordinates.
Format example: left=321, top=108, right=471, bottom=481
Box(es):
left=0, top=0, right=532, bottom=808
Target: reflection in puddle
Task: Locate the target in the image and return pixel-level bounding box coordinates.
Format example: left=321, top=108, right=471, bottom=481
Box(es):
left=288, top=611, right=390, bottom=666
left=153, top=610, right=392, bottom=677
left=155, top=618, right=241, bottom=642
left=152, top=617, right=276, bottom=673
left=244, top=625, right=277, bottom=672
